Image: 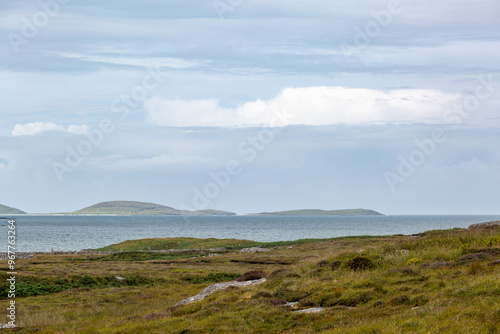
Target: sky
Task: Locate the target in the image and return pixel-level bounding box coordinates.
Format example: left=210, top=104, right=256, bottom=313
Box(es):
left=1, top=0, right=499, bottom=214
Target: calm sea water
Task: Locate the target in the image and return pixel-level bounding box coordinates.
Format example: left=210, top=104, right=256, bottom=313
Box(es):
left=1, top=215, right=499, bottom=252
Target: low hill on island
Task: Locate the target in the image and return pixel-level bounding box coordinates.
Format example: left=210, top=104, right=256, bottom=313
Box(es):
left=69, top=201, right=236, bottom=216
left=0, top=204, right=27, bottom=214
left=253, top=208, right=384, bottom=216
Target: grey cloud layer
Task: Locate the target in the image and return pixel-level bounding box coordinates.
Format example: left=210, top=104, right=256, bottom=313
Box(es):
left=1, top=0, right=499, bottom=214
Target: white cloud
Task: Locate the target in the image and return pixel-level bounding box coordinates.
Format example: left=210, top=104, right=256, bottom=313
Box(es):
left=55, top=53, right=206, bottom=69
left=66, top=125, right=91, bottom=135
left=145, top=86, right=461, bottom=127
left=12, top=122, right=90, bottom=136
left=93, top=154, right=212, bottom=171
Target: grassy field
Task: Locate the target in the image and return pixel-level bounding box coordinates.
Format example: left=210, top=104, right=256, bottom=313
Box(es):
left=1, top=224, right=500, bottom=333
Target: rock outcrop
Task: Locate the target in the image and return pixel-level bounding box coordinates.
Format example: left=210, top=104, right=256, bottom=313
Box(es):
left=468, top=221, right=500, bottom=229
left=240, top=247, right=271, bottom=253
left=175, top=278, right=267, bottom=306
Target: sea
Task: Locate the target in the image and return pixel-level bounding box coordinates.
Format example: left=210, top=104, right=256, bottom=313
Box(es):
left=1, top=215, right=499, bottom=252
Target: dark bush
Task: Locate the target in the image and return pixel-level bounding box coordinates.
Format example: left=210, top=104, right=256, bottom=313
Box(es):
left=390, top=295, right=411, bottom=306
left=236, top=271, right=268, bottom=282
left=252, top=291, right=272, bottom=299
left=330, top=260, right=342, bottom=270
left=76, top=275, right=97, bottom=286
left=183, top=272, right=240, bottom=284
left=348, top=257, right=375, bottom=270
left=0, top=274, right=157, bottom=299
left=317, top=260, right=329, bottom=267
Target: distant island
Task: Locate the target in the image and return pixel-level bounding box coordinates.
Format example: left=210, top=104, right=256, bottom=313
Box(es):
left=66, top=201, right=237, bottom=216
left=0, top=204, right=26, bottom=215
left=0, top=201, right=384, bottom=217
left=252, top=208, right=384, bottom=216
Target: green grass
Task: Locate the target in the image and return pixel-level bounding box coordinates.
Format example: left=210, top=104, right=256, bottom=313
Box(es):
left=97, top=237, right=257, bottom=251
left=2, top=225, right=500, bottom=333
left=97, top=235, right=388, bottom=252
left=0, top=274, right=158, bottom=298
left=182, top=272, right=241, bottom=284
left=70, top=251, right=208, bottom=262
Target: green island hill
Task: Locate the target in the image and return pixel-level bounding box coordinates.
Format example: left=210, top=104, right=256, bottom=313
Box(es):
left=253, top=208, right=384, bottom=216
left=66, top=200, right=237, bottom=216
left=0, top=204, right=26, bottom=215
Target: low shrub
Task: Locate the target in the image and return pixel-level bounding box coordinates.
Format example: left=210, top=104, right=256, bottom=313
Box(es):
left=182, top=272, right=240, bottom=284
left=390, top=295, right=411, bottom=306
left=0, top=274, right=157, bottom=298
left=330, top=260, right=342, bottom=270
left=468, top=262, right=485, bottom=275
left=348, top=257, right=375, bottom=270
left=236, top=271, right=268, bottom=282
left=406, top=258, right=422, bottom=266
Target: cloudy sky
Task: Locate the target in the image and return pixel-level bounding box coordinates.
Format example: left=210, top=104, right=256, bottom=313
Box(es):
left=1, top=0, right=499, bottom=214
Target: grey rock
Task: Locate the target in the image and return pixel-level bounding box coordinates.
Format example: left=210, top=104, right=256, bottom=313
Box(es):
left=293, top=307, right=325, bottom=314
left=175, top=278, right=267, bottom=306
left=0, top=253, right=34, bottom=260
left=283, top=302, right=299, bottom=308
left=240, top=247, right=271, bottom=254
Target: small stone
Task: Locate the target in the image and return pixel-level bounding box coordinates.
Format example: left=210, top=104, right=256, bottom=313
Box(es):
left=284, top=302, right=299, bottom=308
left=240, top=247, right=271, bottom=254
left=175, top=278, right=267, bottom=306
left=294, top=307, right=325, bottom=314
